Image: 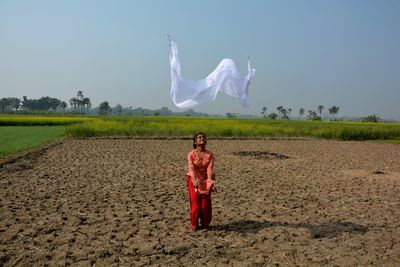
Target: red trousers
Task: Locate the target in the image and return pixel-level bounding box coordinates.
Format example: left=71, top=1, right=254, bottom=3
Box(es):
left=186, top=176, right=212, bottom=230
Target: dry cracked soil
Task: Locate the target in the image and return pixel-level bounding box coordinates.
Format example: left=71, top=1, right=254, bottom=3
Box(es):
left=1, top=139, right=400, bottom=266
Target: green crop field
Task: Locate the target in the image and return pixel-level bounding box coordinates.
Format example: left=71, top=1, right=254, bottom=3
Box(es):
left=0, top=115, right=399, bottom=159
left=64, top=116, right=400, bottom=141
left=0, top=126, right=65, bottom=158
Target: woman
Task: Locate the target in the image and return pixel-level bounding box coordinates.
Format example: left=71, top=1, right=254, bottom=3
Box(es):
left=186, top=132, right=216, bottom=231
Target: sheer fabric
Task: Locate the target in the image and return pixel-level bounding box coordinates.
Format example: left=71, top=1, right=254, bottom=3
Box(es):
left=167, top=34, right=256, bottom=109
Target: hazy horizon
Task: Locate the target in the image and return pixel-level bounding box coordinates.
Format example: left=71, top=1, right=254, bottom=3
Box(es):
left=1, top=0, right=399, bottom=119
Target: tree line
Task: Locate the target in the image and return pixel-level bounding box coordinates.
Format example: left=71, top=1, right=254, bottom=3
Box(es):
left=261, top=105, right=340, bottom=120
left=0, top=92, right=383, bottom=121
left=0, top=91, right=91, bottom=114
left=0, top=96, right=68, bottom=113
left=69, top=91, right=91, bottom=113
left=0, top=91, right=209, bottom=117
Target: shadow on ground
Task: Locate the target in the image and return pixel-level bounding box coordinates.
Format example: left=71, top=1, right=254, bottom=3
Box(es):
left=212, top=220, right=368, bottom=238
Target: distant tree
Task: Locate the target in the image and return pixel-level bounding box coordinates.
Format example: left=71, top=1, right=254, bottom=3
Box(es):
left=60, top=101, right=67, bottom=111
left=0, top=98, right=19, bottom=112
left=82, top=97, right=91, bottom=112
left=0, top=99, right=6, bottom=112
left=69, top=97, right=78, bottom=111
left=281, top=108, right=289, bottom=120
left=98, top=101, right=111, bottom=115
left=19, top=96, right=61, bottom=112
left=77, top=90, right=84, bottom=100
left=70, top=91, right=90, bottom=113
left=160, top=107, right=171, bottom=116
left=261, top=106, right=267, bottom=118
left=36, top=97, right=51, bottom=111
left=268, top=112, right=278, bottom=120
left=288, top=108, right=292, bottom=117
left=9, top=97, right=21, bottom=111
left=328, top=106, right=339, bottom=117
left=226, top=112, right=237, bottom=118
left=299, top=108, right=305, bottom=117
left=317, top=105, right=324, bottom=116
left=21, top=96, right=28, bottom=110
left=154, top=111, right=160, bottom=116
left=76, top=91, right=84, bottom=112
left=114, top=104, right=123, bottom=115
left=47, top=97, right=61, bottom=111
left=276, top=106, right=283, bottom=119
left=361, top=114, right=380, bottom=123
left=308, top=110, right=321, bottom=121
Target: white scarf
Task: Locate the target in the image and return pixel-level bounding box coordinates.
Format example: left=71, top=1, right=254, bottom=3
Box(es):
left=167, top=34, right=255, bottom=109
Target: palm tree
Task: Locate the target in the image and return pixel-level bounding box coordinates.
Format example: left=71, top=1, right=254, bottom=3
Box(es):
left=261, top=106, right=267, bottom=118
left=277, top=106, right=283, bottom=119
left=281, top=108, right=289, bottom=119
left=299, top=108, right=305, bottom=117
left=60, top=101, right=67, bottom=112
left=308, top=110, right=316, bottom=120
left=317, top=105, right=324, bottom=116
left=69, top=97, right=78, bottom=110
left=77, top=91, right=84, bottom=100
left=328, top=106, right=339, bottom=117
left=82, top=97, right=91, bottom=113
left=75, top=91, right=85, bottom=113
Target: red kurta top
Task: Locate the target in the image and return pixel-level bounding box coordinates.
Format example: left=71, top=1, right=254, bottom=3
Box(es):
left=187, top=149, right=215, bottom=194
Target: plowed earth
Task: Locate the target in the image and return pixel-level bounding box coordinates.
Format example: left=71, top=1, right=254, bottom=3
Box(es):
left=1, top=139, right=399, bottom=266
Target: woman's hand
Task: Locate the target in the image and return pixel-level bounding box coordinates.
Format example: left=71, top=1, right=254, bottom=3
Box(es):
left=192, top=178, right=199, bottom=188
left=206, top=178, right=216, bottom=194
left=212, top=184, right=217, bottom=193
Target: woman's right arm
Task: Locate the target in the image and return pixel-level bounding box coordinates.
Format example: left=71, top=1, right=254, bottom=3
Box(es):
left=188, top=152, right=198, bottom=188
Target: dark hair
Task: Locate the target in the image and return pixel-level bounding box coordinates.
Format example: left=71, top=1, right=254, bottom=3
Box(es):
left=193, top=132, right=206, bottom=149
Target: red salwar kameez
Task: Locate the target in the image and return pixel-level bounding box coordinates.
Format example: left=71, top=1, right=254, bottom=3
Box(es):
left=186, top=149, right=215, bottom=231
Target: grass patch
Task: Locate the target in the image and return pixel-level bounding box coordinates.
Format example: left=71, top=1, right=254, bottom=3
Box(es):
left=0, top=126, right=65, bottom=158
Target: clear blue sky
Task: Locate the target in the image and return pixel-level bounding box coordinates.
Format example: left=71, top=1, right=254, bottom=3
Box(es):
left=1, top=0, right=399, bottom=119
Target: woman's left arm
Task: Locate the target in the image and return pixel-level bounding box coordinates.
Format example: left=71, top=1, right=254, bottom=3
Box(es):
left=207, top=153, right=215, bottom=180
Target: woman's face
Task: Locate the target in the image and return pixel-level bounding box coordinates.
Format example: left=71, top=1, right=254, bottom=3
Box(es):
left=195, top=134, right=207, bottom=146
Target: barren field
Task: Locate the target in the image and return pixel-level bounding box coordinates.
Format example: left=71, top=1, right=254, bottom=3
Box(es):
left=1, top=139, right=400, bottom=266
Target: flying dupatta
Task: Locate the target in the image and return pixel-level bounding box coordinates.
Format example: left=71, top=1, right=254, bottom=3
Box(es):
left=167, top=34, right=256, bottom=109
